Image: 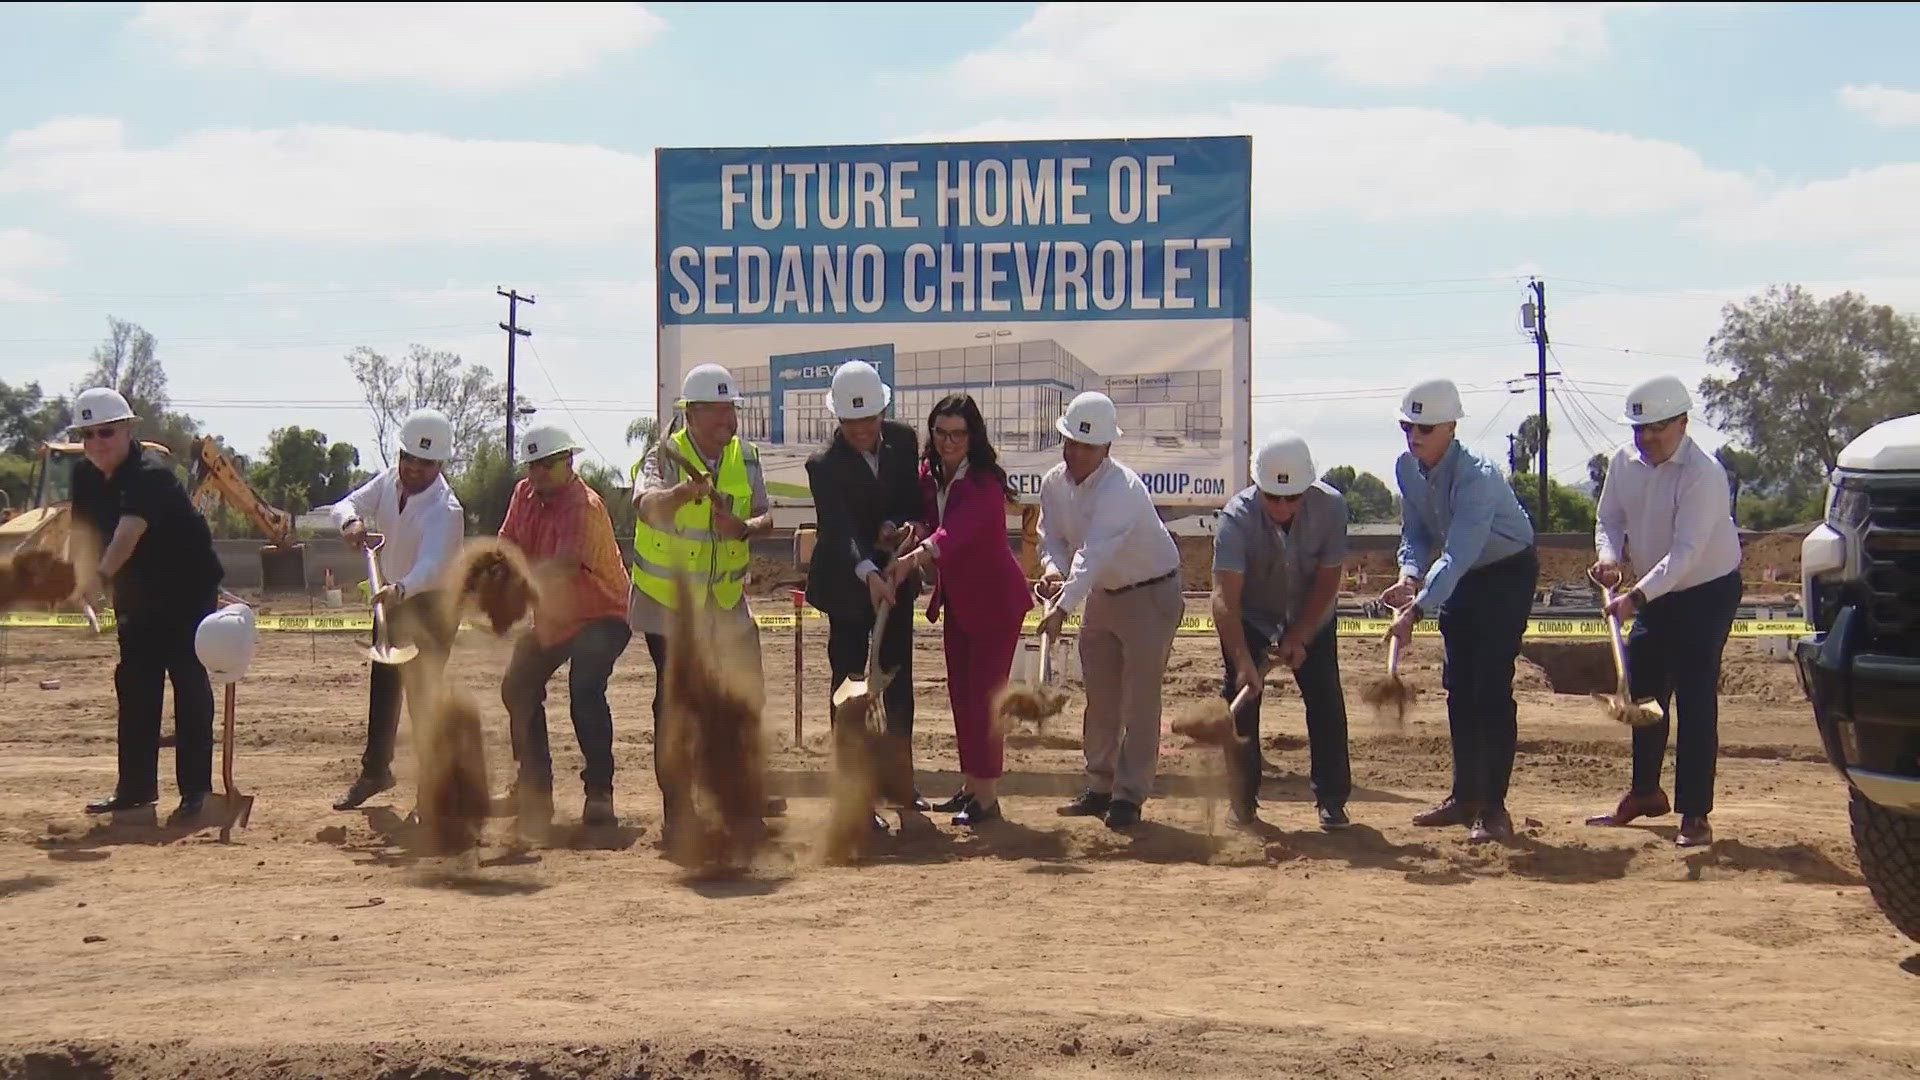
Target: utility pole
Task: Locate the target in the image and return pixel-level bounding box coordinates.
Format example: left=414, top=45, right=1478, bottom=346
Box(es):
left=498, top=287, right=534, bottom=460
left=1521, top=278, right=1551, bottom=531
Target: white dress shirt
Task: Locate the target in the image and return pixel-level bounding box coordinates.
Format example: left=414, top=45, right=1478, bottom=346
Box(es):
left=1595, top=436, right=1742, bottom=602
left=1038, top=457, right=1180, bottom=613
left=327, top=467, right=465, bottom=596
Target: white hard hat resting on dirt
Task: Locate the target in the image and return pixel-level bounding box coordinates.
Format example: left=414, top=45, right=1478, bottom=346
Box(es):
left=70, top=387, right=138, bottom=430
left=195, top=604, right=258, bottom=684
left=1397, top=379, right=1466, bottom=425
left=396, top=408, right=454, bottom=462
left=1621, top=375, right=1692, bottom=426
left=1253, top=430, right=1316, bottom=497
left=1056, top=392, right=1122, bottom=445
left=516, top=424, right=583, bottom=467
left=678, top=363, right=746, bottom=407
left=826, top=360, right=892, bottom=420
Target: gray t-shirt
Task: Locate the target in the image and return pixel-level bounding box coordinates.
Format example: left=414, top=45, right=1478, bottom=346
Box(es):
left=1212, top=481, right=1349, bottom=638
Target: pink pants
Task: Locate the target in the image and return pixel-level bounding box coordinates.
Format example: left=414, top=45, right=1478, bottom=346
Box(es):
left=943, top=619, right=1022, bottom=780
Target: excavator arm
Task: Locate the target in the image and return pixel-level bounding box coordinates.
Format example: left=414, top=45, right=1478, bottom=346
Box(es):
left=189, top=437, right=296, bottom=548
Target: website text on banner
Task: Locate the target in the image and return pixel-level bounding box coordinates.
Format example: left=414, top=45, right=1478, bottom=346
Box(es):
left=654, top=138, right=1254, bottom=508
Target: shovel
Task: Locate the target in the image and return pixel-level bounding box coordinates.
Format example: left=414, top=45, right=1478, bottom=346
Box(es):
left=215, top=681, right=254, bottom=842
left=1589, top=572, right=1664, bottom=727
left=832, top=598, right=896, bottom=735
left=363, top=534, right=418, bottom=666
left=1360, top=614, right=1416, bottom=724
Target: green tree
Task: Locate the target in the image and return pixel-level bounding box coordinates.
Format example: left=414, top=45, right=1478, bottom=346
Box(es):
left=1713, top=445, right=1762, bottom=524
left=0, top=380, right=66, bottom=455
left=248, top=427, right=367, bottom=515
left=75, top=317, right=200, bottom=459
left=0, top=454, right=34, bottom=515
left=1698, top=285, right=1920, bottom=495
left=578, top=461, right=637, bottom=537
left=624, top=415, right=659, bottom=448
left=347, top=344, right=519, bottom=474
left=453, top=439, right=519, bottom=534
left=1318, top=466, right=1395, bottom=523
left=1509, top=473, right=1595, bottom=534
left=1511, top=414, right=1547, bottom=473
left=1587, top=452, right=1610, bottom=499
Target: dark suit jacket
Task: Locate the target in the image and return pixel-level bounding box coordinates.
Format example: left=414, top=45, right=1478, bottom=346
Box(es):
left=806, top=420, right=923, bottom=618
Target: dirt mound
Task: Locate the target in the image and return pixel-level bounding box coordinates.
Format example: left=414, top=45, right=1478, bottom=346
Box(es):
left=1518, top=641, right=1615, bottom=695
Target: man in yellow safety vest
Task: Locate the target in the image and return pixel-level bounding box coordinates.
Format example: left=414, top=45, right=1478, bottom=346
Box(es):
left=631, top=363, right=775, bottom=843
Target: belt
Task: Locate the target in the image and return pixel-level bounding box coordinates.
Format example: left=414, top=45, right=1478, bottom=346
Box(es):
left=1103, top=568, right=1179, bottom=596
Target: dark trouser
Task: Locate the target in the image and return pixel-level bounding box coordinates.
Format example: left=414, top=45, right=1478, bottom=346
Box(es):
left=112, top=597, right=217, bottom=801
left=359, top=592, right=456, bottom=778
left=503, top=617, right=631, bottom=796
left=1220, top=619, right=1351, bottom=815
left=1437, top=548, right=1539, bottom=809
left=1627, top=569, right=1742, bottom=817
left=826, top=604, right=917, bottom=739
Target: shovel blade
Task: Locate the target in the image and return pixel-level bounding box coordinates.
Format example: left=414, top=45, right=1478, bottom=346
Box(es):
left=831, top=678, right=870, bottom=710
left=368, top=643, right=419, bottom=666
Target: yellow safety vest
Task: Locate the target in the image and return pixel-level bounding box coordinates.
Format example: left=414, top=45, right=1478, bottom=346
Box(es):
left=630, top=429, right=754, bottom=610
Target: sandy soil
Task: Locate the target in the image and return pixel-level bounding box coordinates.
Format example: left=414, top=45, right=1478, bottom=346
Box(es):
left=0, top=607, right=1914, bottom=1079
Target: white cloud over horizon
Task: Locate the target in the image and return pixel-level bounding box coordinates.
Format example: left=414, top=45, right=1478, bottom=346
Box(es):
left=1837, top=83, right=1920, bottom=127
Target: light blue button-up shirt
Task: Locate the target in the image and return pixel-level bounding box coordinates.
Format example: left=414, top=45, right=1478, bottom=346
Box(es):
left=1395, top=441, right=1534, bottom=612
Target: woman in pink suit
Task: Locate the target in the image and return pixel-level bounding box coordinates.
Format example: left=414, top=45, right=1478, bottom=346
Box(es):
left=887, top=394, right=1032, bottom=827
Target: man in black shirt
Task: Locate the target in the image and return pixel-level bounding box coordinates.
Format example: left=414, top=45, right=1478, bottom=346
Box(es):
left=66, top=388, right=225, bottom=823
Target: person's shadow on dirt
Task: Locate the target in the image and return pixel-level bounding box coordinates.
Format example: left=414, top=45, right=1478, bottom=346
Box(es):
left=36, top=800, right=247, bottom=855
left=1679, top=837, right=1865, bottom=886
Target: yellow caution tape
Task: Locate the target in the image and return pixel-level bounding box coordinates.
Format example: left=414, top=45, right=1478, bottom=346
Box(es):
left=0, top=609, right=1812, bottom=638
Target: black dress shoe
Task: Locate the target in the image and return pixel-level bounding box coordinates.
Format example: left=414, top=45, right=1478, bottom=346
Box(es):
left=168, top=792, right=208, bottom=825
left=1058, top=790, right=1112, bottom=817
left=910, top=793, right=932, bottom=812
left=953, top=800, right=1001, bottom=828
left=1468, top=806, right=1514, bottom=843
left=1412, top=797, right=1474, bottom=827
left=85, top=794, right=156, bottom=815
left=1317, top=805, right=1351, bottom=830
left=764, top=797, right=789, bottom=818
left=870, top=813, right=890, bottom=835
left=333, top=772, right=396, bottom=811
left=1104, top=799, right=1142, bottom=831
left=931, top=790, right=974, bottom=813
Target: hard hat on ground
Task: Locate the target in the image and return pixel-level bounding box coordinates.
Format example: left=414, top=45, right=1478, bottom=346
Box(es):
left=1253, top=430, right=1316, bottom=497
left=396, top=408, right=454, bottom=462
left=1056, top=392, right=1122, bottom=445
left=516, top=424, right=583, bottom=466
left=678, top=363, right=745, bottom=407
left=71, top=387, right=138, bottom=430
left=826, top=360, right=892, bottom=420
left=195, top=604, right=258, bottom=683
left=1397, top=379, right=1466, bottom=425
left=1621, top=375, right=1691, bottom=426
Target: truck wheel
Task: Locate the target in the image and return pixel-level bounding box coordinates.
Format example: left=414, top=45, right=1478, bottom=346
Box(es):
left=1850, top=788, right=1920, bottom=942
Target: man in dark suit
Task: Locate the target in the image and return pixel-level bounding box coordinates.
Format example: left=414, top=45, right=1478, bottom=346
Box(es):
left=805, top=360, right=924, bottom=809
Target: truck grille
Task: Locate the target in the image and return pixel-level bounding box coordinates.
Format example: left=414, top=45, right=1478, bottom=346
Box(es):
left=1863, top=478, right=1920, bottom=647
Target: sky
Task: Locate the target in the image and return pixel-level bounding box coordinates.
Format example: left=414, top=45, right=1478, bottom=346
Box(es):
left=4, top=1, right=1920, bottom=490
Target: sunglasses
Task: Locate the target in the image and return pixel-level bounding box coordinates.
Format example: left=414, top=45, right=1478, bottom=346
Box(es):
left=1262, top=491, right=1305, bottom=504
left=74, top=424, right=125, bottom=442
left=1632, top=416, right=1681, bottom=435
left=1398, top=421, right=1439, bottom=436
left=397, top=451, right=439, bottom=467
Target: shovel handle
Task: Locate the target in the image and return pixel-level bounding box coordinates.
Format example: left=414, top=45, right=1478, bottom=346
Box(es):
left=1037, top=630, right=1053, bottom=685
left=1385, top=633, right=1401, bottom=677
left=866, top=599, right=891, bottom=676
left=1596, top=584, right=1633, bottom=695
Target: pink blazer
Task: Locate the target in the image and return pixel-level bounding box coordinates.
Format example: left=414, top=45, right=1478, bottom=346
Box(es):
left=918, top=463, right=1033, bottom=631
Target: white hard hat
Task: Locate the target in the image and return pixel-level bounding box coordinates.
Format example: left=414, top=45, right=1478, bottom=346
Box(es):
left=678, top=363, right=745, bottom=407
left=1397, top=378, right=1466, bottom=425
left=70, top=387, right=138, bottom=430
left=1056, top=391, right=1122, bottom=445
left=516, top=423, right=582, bottom=466
left=1621, top=375, right=1691, bottom=426
left=1253, top=430, right=1316, bottom=497
left=396, top=407, right=453, bottom=462
left=194, top=603, right=258, bottom=683
left=826, top=360, right=892, bottom=420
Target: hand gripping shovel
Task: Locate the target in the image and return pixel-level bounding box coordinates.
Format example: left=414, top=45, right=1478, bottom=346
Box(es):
left=363, top=534, right=418, bottom=666
left=1589, top=571, right=1663, bottom=727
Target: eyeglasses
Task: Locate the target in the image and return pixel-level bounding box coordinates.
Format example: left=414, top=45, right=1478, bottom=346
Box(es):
left=932, top=426, right=970, bottom=443
left=1262, top=491, right=1305, bottom=504
left=527, top=455, right=568, bottom=471
left=75, top=425, right=124, bottom=442
left=1632, top=416, right=1681, bottom=435
left=397, top=451, right=438, bottom=467
left=1398, top=421, right=1439, bottom=436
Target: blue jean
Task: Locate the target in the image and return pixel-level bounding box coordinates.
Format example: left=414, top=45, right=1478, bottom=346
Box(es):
left=1627, top=570, right=1742, bottom=816
left=1437, top=549, right=1539, bottom=808
left=503, top=617, right=631, bottom=796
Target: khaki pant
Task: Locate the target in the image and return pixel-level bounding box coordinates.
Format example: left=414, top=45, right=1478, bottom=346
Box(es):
left=1077, top=574, right=1183, bottom=805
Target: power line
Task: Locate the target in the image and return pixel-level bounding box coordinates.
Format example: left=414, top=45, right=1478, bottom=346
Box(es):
left=524, top=340, right=617, bottom=473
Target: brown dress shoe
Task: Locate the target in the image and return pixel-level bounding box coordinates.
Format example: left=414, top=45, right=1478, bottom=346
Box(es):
left=1585, top=789, right=1671, bottom=828
left=1411, top=797, right=1474, bottom=827
left=1468, top=806, right=1514, bottom=843
left=1675, top=815, right=1712, bottom=848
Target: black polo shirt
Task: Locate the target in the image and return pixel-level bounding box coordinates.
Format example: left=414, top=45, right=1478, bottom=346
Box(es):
left=70, top=446, right=223, bottom=618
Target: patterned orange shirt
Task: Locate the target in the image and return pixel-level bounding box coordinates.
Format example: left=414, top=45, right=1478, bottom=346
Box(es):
left=498, top=477, right=629, bottom=646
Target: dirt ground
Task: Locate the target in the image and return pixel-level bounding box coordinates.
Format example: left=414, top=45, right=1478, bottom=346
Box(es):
left=0, top=604, right=1914, bottom=1080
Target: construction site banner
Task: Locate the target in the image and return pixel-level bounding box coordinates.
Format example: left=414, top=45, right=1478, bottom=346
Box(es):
left=655, top=136, right=1253, bottom=507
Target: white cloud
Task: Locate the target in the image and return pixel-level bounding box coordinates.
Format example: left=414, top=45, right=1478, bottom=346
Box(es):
left=1838, top=84, right=1920, bottom=128
left=132, top=2, right=666, bottom=91
left=922, top=104, right=1748, bottom=220
left=0, top=118, right=653, bottom=244
left=950, top=2, right=1638, bottom=96
left=0, top=228, right=69, bottom=303
left=1698, top=163, right=1920, bottom=260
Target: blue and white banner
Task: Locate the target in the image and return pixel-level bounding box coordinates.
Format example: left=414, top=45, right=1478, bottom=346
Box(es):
left=656, top=136, right=1252, bottom=506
